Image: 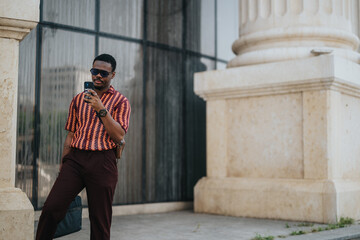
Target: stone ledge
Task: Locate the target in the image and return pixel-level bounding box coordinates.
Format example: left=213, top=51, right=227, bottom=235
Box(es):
left=0, top=188, right=33, bottom=210
left=0, top=188, right=34, bottom=240
left=0, top=18, right=37, bottom=40
left=194, top=55, right=360, bottom=100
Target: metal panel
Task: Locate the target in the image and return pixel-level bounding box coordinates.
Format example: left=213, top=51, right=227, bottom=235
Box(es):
left=147, top=0, right=183, bottom=48
left=146, top=47, right=184, bottom=202
left=16, top=28, right=37, bottom=204
left=42, top=0, right=95, bottom=29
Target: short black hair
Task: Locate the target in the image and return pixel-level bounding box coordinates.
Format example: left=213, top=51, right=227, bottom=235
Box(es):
left=93, top=54, right=116, bottom=72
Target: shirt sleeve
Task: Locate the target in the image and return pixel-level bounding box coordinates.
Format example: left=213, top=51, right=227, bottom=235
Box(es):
left=113, top=97, right=131, bottom=133
left=64, top=98, right=77, bottom=132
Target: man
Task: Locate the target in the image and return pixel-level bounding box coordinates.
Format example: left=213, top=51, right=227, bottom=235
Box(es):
left=36, top=54, right=131, bottom=240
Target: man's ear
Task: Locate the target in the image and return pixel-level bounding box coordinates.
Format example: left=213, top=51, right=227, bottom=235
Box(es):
left=111, top=72, right=116, bottom=79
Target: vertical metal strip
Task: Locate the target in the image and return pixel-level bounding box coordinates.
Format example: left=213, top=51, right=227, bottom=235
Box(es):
left=95, top=0, right=100, bottom=56
left=33, top=23, right=43, bottom=210
left=141, top=0, right=148, bottom=202
left=39, top=0, right=43, bottom=22
left=31, top=0, right=45, bottom=210
left=181, top=0, right=188, bottom=200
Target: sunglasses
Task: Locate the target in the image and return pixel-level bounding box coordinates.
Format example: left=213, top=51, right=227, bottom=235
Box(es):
left=90, top=68, right=112, bottom=78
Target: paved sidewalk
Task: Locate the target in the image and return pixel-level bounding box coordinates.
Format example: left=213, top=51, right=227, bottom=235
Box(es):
left=52, top=210, right=360, bottom=240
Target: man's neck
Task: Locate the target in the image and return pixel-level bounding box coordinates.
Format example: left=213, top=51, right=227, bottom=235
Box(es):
left=95, top=86, right=110, bottom=98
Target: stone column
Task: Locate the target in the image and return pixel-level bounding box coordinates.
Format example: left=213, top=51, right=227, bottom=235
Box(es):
left=0, top=0, right=39, bottom=239
left=194, top=0, right=360, bottom=223
left=228, top=0, right=360, bottom=67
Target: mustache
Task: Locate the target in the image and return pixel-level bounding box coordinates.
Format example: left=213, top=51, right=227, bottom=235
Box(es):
left=94, top=78, right=103, bottom=83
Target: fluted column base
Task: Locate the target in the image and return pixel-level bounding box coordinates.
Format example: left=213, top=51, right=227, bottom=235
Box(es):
left=228, top=46, right=360, bottom=67
left=230, top=0, right=360, bottom=67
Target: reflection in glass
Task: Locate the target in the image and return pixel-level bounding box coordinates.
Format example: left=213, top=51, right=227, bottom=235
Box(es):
left=100, top=0, right=143, bottom=38
left=99, top=38, right=143, bottom=204
left=216, top=61, right=227, bottom=70
left=146, top=47, right=184, bottom=202
left=217, top=0, right=238, bottom=61
left=38, top=28, right=95, bottom=207
left=187, top=0, right=215, bottom=56
left=43, top=0, right=95, bottom=29
left=16, top=28, right=37, bottom=202
left=147, top=0, right=183, bottom=47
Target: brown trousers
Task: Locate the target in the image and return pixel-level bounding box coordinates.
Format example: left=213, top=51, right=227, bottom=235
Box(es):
left=35, top=148, right=118, bottom=240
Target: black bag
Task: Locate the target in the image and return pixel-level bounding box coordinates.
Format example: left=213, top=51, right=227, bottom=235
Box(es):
left=54, top=195, right=82, bottom=238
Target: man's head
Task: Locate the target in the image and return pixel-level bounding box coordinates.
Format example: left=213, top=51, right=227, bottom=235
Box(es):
left=93, top=54, right=116, bottom=72
left=91, top=54, right=116, bottom=91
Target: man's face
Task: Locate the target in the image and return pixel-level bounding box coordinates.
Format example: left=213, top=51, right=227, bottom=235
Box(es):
left=91, top=60, right=115, bottom=90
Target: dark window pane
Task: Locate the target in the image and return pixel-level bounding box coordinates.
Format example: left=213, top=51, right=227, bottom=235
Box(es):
left=187, top=0, right=215, bottom=56
left=147, top=0, right=183, bottom=48
left=38, top=28, right=95, bottom=207
left=43, top=0, right=95, bottom=29
left=184, top=56, right=214, bottom=199
left=146, top=47, right=184, bottom=202
left=99, top=38, right=144, bottom=204
left=217, top=0, right=238, bottom=61
left=100, top=0, right=143, bottom=38
left=16, top=28, right=37, bottom=202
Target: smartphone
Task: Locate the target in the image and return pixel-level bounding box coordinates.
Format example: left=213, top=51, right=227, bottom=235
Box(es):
left=84, top=81, right=94, bottom=102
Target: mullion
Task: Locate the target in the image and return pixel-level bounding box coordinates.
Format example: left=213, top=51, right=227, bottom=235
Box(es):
left=141, top=0, right=148, bottom=203
left=95, top=0, right=100, bottom=56
left=33, top=24, right=43, bottom=210
left=181, top=0, right=187, bottom=200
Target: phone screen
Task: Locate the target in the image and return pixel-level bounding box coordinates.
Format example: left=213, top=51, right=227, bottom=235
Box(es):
left=84, top=81, right=94, bottom=91
left=84, top=81, right=94, bottom=101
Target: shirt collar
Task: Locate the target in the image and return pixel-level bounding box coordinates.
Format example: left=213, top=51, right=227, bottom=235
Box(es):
left=105, top=86, right=115, bottom=94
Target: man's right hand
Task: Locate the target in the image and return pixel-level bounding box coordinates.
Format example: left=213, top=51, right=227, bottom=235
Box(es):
left=59, top=159, right=63, bottom=172
left=60, top=131, right=74, bottom=172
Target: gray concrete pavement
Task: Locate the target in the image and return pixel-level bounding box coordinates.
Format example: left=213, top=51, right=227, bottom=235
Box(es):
left=52, top=210, right=360, bottom=240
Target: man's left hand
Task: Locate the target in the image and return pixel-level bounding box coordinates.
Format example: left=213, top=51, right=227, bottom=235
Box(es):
left=83, top=89, right=105, bottom=112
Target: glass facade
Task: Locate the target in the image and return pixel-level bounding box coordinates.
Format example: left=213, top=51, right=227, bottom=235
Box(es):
left=16, top=0, right=238, bottom=209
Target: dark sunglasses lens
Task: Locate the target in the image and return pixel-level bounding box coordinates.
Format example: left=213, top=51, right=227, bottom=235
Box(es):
left=90, top=68, right=109, bottom=77
left=99, top=70, right=109, bottom=77
left=90, top=68, right=99, bottom=75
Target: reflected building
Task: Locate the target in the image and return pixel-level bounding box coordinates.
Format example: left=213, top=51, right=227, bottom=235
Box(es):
left=41, top=66, right=87, bottom=112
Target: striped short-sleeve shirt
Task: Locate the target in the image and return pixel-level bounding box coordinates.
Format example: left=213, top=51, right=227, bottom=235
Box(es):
left=65, top=86, right=131, bottom=151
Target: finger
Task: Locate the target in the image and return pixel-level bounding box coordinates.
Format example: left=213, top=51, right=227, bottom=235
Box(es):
left=84, top=93, right=92, bottom=99
left=88, top=89, right=97, bottom=95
